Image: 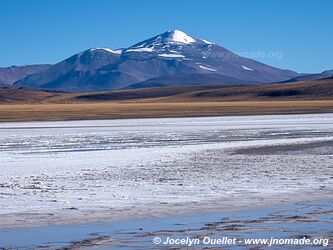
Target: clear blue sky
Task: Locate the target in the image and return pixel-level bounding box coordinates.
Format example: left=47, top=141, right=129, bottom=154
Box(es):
left=0, top=0, right=332, bottom=73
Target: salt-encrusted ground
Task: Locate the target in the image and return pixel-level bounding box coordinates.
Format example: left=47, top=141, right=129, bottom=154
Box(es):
left=0, top=114, right=332, bottom=229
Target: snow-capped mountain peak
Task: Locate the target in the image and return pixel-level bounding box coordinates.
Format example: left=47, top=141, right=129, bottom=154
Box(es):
left=128, top=30, right=199, bottom=51
left=168, top=30, right=196, bottom=44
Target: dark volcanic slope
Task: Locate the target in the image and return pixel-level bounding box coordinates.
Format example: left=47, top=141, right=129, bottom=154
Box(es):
left=182, top=77, right=333, bottom=101
left=14, top=30, right=299, bottom=92
left=0, top=65, right=51, bottom=86
left=74, top=77, right=333, bottom=102
left=75, top=85, right=232, bottom=101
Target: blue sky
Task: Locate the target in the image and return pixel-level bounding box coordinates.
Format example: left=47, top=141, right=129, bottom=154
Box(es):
left=0, top=0, right=332, bottom=73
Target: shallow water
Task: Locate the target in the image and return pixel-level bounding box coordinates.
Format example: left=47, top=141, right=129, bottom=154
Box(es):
left=0, top=201, right=331, bottom=249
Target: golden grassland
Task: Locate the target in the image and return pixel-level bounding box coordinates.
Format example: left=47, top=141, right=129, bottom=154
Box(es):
left=1, top=100, right=333, bottom=122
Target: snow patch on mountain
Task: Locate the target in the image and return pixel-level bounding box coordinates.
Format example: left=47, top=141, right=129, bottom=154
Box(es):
left=112, top=49, right=123, bottom=54
left=242, top=65, right=253, bottom=71
left=199, top=65, right=217, bottom=72
left=202, top=39, right=214, bottom=45
left=158, top=54, right=185, bottom=58
left=91, top=48, right=122, bottom=54
left=126, top=48, right=154, bottom=53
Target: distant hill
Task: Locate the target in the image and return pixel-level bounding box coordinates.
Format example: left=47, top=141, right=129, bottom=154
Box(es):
left=0, top=65, right=51, bottom=86
left=0, top=87, right=63, bottom=103
left=281, top=69, right=333, bottom=83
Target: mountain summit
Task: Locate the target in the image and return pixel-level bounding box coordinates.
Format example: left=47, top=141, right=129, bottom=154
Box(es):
left=130, top=30, right=200, bottom=48
left=15, top=30, right=299, bottom=92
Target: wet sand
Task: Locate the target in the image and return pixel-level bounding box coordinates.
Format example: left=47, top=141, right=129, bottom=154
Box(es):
left=233, top=140, right=333, bottom=155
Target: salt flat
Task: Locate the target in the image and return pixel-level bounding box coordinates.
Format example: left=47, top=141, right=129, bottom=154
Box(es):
left=0, top=114, right=332, bottom=228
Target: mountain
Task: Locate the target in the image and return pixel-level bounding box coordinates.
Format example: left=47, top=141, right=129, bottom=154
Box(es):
left=322, top=69, right=333, bottom=75
left=13, top=49, right=121, bottom=91
left=15, top=30, right=299, bottom=92
left=282, top=69, right=333, bottom=83
left=0, top=64, right=51, bottom=86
